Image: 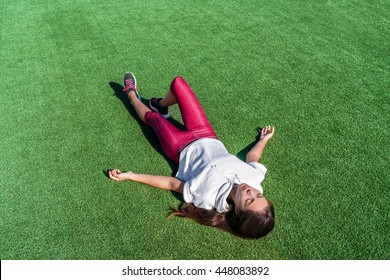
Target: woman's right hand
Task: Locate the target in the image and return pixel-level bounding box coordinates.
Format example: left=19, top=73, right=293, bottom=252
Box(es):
left=108, top=169, right=135, bottom=181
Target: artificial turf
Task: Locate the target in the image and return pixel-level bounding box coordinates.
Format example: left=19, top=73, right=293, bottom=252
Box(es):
left=0, top=0, right=389, bottom=259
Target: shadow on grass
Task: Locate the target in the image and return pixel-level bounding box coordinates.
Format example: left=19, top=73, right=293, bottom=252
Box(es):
left=236, top=127, right=262, bottom=161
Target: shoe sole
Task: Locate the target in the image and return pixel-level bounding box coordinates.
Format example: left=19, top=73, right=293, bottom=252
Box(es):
left=149, top=100, right=170, bottom=119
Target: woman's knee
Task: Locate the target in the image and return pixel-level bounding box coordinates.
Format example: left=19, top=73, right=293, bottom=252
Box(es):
left=144, top=111, right=160, bottom=126
left=172, top=76, right=185, bottom=84
left=170, top=76, right=187, bottom=94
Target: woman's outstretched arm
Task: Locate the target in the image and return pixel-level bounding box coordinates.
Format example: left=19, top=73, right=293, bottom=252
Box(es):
left=246, top=125, right=275, bottom=163
left=108, top=169, right=184, bottom=194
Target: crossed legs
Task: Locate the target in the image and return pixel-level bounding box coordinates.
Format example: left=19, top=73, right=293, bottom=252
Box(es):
left=127, top=87, right=177, bottom=122
left=128, top=76, right=217, bottom=163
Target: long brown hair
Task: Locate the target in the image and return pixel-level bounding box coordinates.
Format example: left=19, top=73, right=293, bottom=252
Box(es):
left=169, top=200, right=275, bottom=239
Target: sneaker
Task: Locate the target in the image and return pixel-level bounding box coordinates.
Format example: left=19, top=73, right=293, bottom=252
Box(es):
left=149, top=98, right=169, bottom=118
left=123, top=72, right=141, bottom=101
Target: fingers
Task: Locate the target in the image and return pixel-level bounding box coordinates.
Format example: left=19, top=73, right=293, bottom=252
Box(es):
left=108, top=169, right=121, bottom=181
left=261, top=125, right=272, bottom=133
left=259, top=125, right=275, bottom=139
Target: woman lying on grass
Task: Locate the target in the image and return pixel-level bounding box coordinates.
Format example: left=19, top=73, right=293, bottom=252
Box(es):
left=109, top=72, right=275, bottom=239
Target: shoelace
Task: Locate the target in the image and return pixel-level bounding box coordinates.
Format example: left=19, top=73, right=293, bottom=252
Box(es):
left=123, top=79, right=138, bottom=92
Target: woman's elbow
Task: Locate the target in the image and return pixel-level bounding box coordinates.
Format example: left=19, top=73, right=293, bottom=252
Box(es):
left=246, top=152, right=260, bottom=163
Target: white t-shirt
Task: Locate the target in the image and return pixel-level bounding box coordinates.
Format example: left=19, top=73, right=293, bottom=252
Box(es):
left=176, top=138, right=267, bottom=213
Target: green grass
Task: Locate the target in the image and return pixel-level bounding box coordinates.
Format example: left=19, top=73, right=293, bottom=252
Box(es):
left=1, top=0, right=389, bottom=259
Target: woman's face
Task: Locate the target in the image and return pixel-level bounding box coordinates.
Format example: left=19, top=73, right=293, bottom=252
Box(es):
left=234, top=183, right=269, bottom=212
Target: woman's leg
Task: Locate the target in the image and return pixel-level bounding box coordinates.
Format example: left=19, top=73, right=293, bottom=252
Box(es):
left=128, top=90, right=191, bottom=163
left=128, top=77, right=217, bottom=162
left=128, top=91, right=150, bottom=123
left=149, top=89, right=177, bottom=119
left=144, top=112, right=193, bottom=163
left=169, top=76, right=217, bottom=139
left=159, top=90, right=178, bottom=107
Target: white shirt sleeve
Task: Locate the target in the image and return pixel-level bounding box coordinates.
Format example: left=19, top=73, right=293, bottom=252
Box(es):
left=247, top=162, right=267, bottom=176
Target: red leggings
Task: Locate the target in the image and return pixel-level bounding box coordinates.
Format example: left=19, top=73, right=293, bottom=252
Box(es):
left=145, top=76, right=217, bottom=163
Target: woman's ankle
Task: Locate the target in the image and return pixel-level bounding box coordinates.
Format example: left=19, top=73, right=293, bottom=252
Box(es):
left=159, top=98, right=168, bottom=108
left=160, top=91, right=177, bottom=107
left=128, top=90, right=137, bottom=101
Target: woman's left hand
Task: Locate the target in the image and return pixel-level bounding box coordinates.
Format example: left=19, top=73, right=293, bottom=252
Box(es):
left=259, top=125, right=275, bottom=141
